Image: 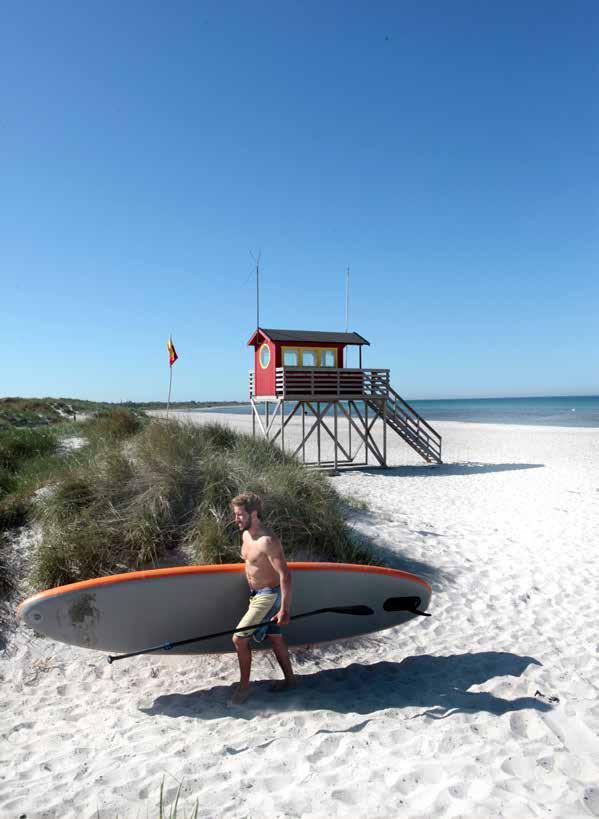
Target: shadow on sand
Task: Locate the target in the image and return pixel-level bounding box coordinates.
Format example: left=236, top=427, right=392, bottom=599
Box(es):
left=345, top=509, right=453, bottom=589
left=365, top=540, right=449, bottom=591
left=140, top=651, right=550, bottom=722
left=348, top=462, right=545, bottom=478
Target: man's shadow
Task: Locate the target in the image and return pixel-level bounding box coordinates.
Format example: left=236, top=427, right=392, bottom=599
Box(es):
left=140, top=651, right=551, bottom=721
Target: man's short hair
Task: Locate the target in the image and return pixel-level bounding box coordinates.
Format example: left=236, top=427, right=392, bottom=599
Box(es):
left=231, top=491, right=263, bottom=518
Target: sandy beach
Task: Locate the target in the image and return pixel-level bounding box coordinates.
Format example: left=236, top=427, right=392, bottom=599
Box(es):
left=2, top=412, right=598, bottom=818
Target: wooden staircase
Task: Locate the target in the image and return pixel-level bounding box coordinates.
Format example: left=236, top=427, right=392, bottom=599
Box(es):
left=366, top=384, right=442, bottom=464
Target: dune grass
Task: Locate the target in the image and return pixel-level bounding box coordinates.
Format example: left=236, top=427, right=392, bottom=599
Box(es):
left=0, top=426, right=58, bottom=473
left=0, top=427, right=61, bottom=530
left=158, top=779, right=199, bottom=819
left=81, top=406, right=147, bottom=442
left=30, top=419, right=373, bottom=591
left=0, top=396, right=112, bottom=428
left=0, top=430, right=59, bottom=621
left=0, top=408, right=146, bottom=536
left=0, top=396, right=242, bottom=430
left=0, top=535, right=16, bottom=599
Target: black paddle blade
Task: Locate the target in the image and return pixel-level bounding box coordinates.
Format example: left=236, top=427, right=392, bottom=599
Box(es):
left=327, top=604, right=374, bottom=616
left=383, top=596, right=431, bottom=616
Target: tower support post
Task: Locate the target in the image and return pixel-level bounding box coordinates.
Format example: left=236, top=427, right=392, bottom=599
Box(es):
left=250, top=397, right=385, bottom=469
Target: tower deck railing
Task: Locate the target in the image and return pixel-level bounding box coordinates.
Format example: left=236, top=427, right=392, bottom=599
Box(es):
left=248, top=366, right=442, bottom=464
left=249, top=367, right=389, bottom=399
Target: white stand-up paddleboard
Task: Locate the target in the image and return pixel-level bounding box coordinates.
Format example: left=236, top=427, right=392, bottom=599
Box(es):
left=17, top=562, right=432, bottom=655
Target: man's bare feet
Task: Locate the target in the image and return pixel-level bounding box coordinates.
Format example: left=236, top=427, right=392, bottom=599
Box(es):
left=269, top=678, right=297, bottom=693
left=228, top=685, right=252, bottom=706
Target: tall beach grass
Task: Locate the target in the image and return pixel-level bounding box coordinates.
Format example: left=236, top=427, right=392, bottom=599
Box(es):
left=0, top=426, right=60, bottom=531
left=1, top=409, right=148, bottom=599
left=31, top=419, right=373, bottom=590
left=81, top=406, right=147, bottom=442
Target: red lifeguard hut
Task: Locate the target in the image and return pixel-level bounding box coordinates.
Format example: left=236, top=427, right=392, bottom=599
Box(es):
left=247, top=327, right=442, bottom=468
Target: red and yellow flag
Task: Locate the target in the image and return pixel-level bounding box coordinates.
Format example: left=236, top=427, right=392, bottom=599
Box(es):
left=167, top=336, right=178, bottom=366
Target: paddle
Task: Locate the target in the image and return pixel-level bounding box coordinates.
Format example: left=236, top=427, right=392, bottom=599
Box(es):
left=106, top=604, right=375, bottom=664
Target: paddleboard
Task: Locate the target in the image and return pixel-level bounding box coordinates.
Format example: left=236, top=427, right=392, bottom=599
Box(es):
left=17, top=562, right=432, bottom=655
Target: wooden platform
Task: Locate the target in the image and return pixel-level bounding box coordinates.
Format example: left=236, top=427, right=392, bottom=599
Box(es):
left=249, top=367, right=442, bottom=467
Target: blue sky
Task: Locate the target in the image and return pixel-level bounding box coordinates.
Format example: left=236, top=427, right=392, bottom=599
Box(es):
left=2, top=1, right=597, bottom=402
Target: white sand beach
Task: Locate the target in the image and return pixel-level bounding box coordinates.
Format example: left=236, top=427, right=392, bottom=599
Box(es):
left=2, top=413, right=599, bottom=818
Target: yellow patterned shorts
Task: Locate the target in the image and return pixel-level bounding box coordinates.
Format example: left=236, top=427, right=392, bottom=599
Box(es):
left=235, top=587, right=282, bottom=642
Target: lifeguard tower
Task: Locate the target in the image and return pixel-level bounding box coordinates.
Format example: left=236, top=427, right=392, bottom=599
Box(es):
left=247, top=327, right=442, bottom=469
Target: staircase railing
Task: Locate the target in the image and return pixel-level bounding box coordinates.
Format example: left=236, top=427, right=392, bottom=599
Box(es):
left=368, top=383, right=442, bottom=463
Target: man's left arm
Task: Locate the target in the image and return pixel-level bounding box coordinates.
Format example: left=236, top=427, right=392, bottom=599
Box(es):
left=265, top=538, right=292, bottom=624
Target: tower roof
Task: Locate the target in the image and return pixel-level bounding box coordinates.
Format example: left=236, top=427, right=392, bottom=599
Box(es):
left=247, top=328, right=370, bottom=347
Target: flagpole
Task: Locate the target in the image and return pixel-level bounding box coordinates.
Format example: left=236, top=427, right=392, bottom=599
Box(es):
left=166, top=334, right=177, bottom=419
left=167, top=365, right=173, bottom=419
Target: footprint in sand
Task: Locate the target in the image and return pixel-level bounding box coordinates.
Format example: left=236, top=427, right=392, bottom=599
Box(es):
left=330, top=788, right=360, bottom=806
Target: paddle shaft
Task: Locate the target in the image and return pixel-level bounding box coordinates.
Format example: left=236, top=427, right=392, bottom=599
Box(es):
left=106, top=604, right=373, bottom=664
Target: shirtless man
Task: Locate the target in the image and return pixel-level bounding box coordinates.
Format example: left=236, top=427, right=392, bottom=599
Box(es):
left=230, top=492, right=295, bottom=704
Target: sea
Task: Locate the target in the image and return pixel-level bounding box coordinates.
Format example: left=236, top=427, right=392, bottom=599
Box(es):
left=190, top=396, right=599, bottom=428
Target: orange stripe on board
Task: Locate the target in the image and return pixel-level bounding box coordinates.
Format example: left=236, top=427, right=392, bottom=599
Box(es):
left=17, top=561, right=431, bottom=612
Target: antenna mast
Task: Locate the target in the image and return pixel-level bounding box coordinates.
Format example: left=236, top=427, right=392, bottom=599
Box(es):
left=345, top=266, right=350, bottom=332
left=250, top=250, right=261, bottom=328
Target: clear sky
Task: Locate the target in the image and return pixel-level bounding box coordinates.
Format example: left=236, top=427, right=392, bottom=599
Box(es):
left=2, top=1, right=597, bottom=402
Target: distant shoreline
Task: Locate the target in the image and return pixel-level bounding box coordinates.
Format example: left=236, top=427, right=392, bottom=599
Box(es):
left=164, top=395, right=599, bottom=429
left=124, top=401, right=249, bottom=410
left=3, top=396, right=598, bottom=430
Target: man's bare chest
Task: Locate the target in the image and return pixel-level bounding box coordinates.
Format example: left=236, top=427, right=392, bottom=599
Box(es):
left=241, top=541, right=267, bottom=566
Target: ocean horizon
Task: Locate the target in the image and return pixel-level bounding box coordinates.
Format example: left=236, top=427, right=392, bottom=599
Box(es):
left=189, top=395, right=599, bottom=428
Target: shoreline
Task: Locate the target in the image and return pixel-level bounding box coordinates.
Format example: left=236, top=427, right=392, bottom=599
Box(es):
left=154, top=408, right=599, bottom=434
left=160, top=406, right=599, bottom=431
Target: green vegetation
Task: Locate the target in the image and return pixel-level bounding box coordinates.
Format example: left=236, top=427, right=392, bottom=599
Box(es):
left=0, top=397, right=112, bottom=429
left=0, top=427, right=60, bottom=530
left=158, top=779, right=199, bottom=819
left=0, top=399, right=372, bottom=597
left=81, top=406, right=147, bottom=442
left=0, top=408, right=147, bottom=644
left=0, top=409, right=145, bottom=537
left=30, top=419, right=373, bottom=591
left=342, top=494, right=370, bottom=512
left=0, top=396, right=246, bottom=431
left=124, top=400, right=248, bottom=410
left=0, top=426, right=58, bottom=475
left=0, top=427, right=60, bottom=611
left=0, top=535, right=16, bottom=599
